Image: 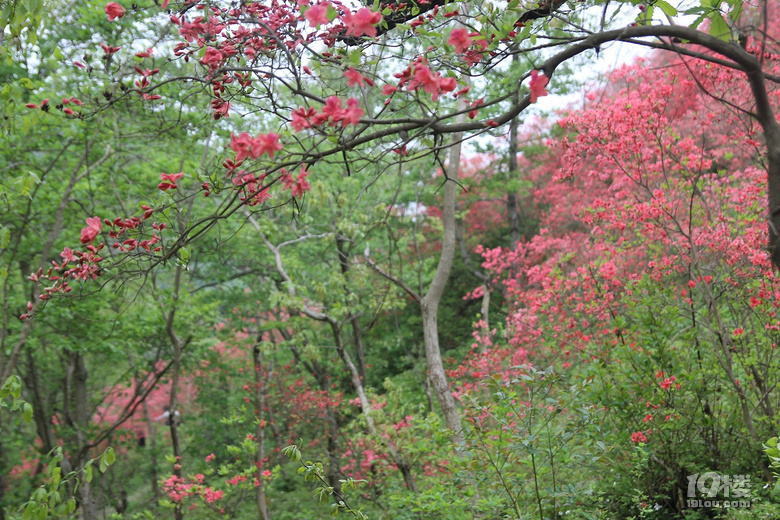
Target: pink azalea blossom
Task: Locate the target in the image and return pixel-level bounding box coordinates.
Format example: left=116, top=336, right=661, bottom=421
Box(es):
left=80, top=217, right=102, bottom=245
left=252, top=133, right=283, bottom=159
left=304, top=3, right=329, bottom=27
left=343, top=7, right=382, bottom=38
left=100, top=43, right=121, bottom=55
left=61, top=248, right=77, bottom=264
left=230, top=132, right=254, bottom=162
left=341, top=98, right=364, bottom=126
left=448, top=28, right=472, bottom=54
left=158, top=172, right=184, bottom=191
left=291, top=106, right=317, bottom=132
left=105, top=2, right=125, bottom=21
left=529, top=70, right=549, bottom=103
left=321, top=96, right=345, bottom=121
left=344, top=67, right=367, bottom=87
left=291, top=167, right=311, bottom=198
left=200, top=47, right=224, bottom=70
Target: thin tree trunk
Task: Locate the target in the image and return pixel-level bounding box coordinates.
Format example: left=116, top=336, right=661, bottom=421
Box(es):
left=24, top=350, right=54, bottom=453
left=336, top=236, right=368, bottom=383
left=168, top=344, right=183, bottom=520
left=479, top=285, right=490, bottom=337
left=72, top=352, right=99, bottom=520
left=160, top=264, right=186, bottom=520
left=253, top=343, right=270, bottom=520
left=127, top=349, right=159, bottom=500
left=507, top=54, right=521, bottom=250
left=418, top=93, right=468, bottom=444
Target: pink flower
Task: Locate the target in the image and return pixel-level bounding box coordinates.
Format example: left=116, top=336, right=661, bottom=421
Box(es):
left=105, top=2, right=125, bottom=21
left=80, top=217, right=102, bottom=245
left=204, top=489, right=223, bottom=503
left=291, top=107, right=317, bottom=132
left=304, top=3, right=329, bottom=28
left=344, top=67, right=367, bottom=87
left=321, top=96, right=345, bottom=122
left=61, top=247, right=77, bottom=264
left=599, top=261, right=617, bottom=279
left=341, top=98, right=364, bottom=126
left=343, top=7, right=382, bottom=38
left=205, top=454, right=215, bottom=462
left=100, top=43, right=121, bottom=55
left=252, top=133, right=283, bottom=159
left=291, top=167, right=311, bottom=198
left=448, top=28, right=472, bottom=54
left=631, top=431, right=648, bottom=443
left=230, top=132, right=254, bottom=162
left=412, top=65, right=441, bottom=99
left=529, top=70, right=549, bottom=103
left=158, top=172, right=184, bottom=191
left=200, top=47, right=224, bottom=70
left=438, top=76, right=457, bottom=94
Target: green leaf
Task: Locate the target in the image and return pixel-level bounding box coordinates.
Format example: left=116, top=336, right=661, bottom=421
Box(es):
left=728, top=0, right=743, bottom=24
left=23, top=402, right=32, bottom=423
left=85, top=465, right=92, bottom=483
left=349, top=49, right=361, bottom=67
left=655, top=0, right=678, bottom=16
left=104, top=447, right=116, bottom=466
left=326, top=5, right=339, bottom=22
left=636, top=5, right=654, bottom=25
left=709, top=11, right=731, bottom=40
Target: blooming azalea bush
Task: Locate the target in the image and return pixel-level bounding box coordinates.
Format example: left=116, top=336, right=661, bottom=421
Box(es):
left=447, top=46, right=780, bottom=516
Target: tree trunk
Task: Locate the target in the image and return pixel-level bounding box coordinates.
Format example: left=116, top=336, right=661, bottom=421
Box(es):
left=162, top=264, right=186, bottom=520
left=253, top=343, right=271, bottom=520
left=336, top=236, right=368, bottom=383
left=418, top=94, right=468, bottom=444
left=127, top=349, right=159, bottom=499
left=507, top=54, right=521, bottom=250
left=72, top=352, right=99, bottom=520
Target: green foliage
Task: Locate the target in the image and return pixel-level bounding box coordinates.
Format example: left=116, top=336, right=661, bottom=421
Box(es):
left=283, top=445, right=368, bottom=519
left=0, top=376, right=32, bottom=425
left=9, top=446, right=114, bottom=520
